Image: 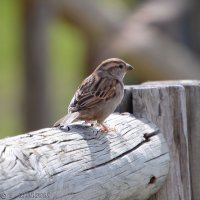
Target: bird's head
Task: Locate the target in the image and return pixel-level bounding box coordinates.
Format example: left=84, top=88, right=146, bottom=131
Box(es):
left=95, top=58, right=134, bottom=80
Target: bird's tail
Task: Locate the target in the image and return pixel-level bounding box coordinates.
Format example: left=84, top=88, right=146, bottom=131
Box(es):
left=53, top=112, right=80, bottom=127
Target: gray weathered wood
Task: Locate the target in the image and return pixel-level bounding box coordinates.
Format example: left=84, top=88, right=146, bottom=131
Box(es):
left=117, top=81, right=200, bottom=200
left=181, top=81, right=200, bottom=200
left=0, top=113, right=169, bottom=200
left=125, top=84, right=191, bottom=200
left=118, top=81, right=193, bottom=200
left=142, top=80, right=200, bottom=200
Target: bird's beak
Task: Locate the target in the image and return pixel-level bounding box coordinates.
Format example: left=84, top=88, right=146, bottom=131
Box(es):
left=126, top=63, right=134, bottom=71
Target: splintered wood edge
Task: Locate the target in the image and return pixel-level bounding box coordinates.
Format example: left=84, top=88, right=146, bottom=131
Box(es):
left=0, top=113, right=170, bottom=200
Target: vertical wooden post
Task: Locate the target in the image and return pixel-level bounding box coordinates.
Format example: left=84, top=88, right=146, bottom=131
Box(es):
left=116, top=81, right=199, bottom=200
left=142, top=80, right=200, bottom=200
left=183, top=81, right=200, bottom=200
left=132, top=84, right=191, bottom=200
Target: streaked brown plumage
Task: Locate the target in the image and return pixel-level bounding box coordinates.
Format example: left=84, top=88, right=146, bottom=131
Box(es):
left=54, top=58, right=133, bottom=132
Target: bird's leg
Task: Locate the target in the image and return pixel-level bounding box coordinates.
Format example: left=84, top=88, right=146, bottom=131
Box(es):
left=97, top=122, right=117, bottom=133
left=96, top=120, right=116, bottom=133
left=100, top=123, right=109, bottom=133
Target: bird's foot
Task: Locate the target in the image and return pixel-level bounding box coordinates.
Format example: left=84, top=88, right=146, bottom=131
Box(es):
left=99, top=123, right=116, bottom=134
left=101, top=125, right=109, bottom=133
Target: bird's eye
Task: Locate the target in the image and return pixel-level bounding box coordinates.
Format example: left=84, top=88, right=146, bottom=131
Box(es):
left=119, top=64, right=123, bottom=69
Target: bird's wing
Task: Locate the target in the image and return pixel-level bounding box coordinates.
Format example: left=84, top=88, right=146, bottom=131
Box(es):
left=68, top=74, right=119, bottom=112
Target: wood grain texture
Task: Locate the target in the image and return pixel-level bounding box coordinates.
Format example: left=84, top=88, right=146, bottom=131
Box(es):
left=143, top=80, right=200, bottom=200
left=128, top=84, right=191, bottom=200
left=182, top=81, right=200, bottom=200
left=0, top=113, right=169, bottom=200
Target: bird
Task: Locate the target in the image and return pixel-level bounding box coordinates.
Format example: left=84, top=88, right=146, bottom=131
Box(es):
left=54, top=58, right=133, bottom=133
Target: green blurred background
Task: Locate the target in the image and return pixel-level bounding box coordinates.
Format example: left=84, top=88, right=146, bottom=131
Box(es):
left=0, top=0, right=87, bottom=137
left=1, top=0, right=200, bottom=138
left=1, top=0, right=23, bottom=136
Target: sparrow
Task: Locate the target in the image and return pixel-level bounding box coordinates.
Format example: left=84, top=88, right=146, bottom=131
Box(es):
left=54, top=58, right=133, bottom=132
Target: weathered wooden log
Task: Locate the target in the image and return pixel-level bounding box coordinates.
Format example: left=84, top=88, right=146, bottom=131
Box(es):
left=0, top=113, right=169, bottom=200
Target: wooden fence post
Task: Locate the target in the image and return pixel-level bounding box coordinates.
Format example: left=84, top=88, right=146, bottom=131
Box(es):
left=143, top=80, right=200, bottom=200
left=117, top=80, right=200, bottom=200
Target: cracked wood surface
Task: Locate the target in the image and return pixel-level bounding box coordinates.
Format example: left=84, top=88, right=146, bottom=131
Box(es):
left=0, top=113, right=169, bottom=200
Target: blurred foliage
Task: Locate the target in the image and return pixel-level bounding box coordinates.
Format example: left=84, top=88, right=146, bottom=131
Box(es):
left=0, top=0, right=23, bottom=138
left=0, top=0, right=86, bottom=138
left=49, top=20, right=87, bottom=124
left=1, top=0, right=199, bottom=138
